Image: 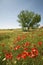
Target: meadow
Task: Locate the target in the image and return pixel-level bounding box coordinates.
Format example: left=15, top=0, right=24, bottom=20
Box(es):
left=0, top=28, right=43, bottom=65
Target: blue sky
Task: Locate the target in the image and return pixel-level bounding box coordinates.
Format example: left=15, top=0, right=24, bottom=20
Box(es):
left=0, top=0, right=43, bottom=29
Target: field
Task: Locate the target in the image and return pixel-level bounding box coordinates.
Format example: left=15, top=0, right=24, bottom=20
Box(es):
left=0, top=28, right=43, bottom=65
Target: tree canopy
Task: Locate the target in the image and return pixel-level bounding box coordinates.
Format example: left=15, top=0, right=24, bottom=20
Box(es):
left=17, top=10, right=41, bottom=31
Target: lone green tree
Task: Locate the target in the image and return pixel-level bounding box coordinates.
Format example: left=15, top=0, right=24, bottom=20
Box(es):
left=17, top=10, right=41, bottom=31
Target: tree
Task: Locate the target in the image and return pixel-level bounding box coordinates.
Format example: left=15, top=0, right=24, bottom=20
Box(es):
left=17, top=10, right=41, bottom=31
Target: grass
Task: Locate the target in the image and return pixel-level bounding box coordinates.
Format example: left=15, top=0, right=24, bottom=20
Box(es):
left=0, top=28, right=43, bottom=65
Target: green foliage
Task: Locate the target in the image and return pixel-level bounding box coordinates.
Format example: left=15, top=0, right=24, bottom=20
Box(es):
left=17, top=10, right=41, bottom=31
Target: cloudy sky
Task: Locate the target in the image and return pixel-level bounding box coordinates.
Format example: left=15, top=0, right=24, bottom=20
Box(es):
left=0, top=0, right=43, bottom=29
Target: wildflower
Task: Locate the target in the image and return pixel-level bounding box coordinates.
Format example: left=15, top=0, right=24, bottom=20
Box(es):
left=23, top=42, right=30, bottom=47
left=21, top=51, right=28, bottom=59
left=28, top=52, right=31, bottom=57
left=31, top=48, right=38, bottom=58
left=14, top=45, right=20, bottom=50
left=38, top=41, right=42, bottom=46
left=30, top=52, right=35, bottom=58
left=28, top=52, right=35, bottom=58
left=24, top=48, right=28, bottom=51
left=5, top=53, right=13, bottom=60
left=16, top=54, right=21, bottom=60
left=28, top=48, right=38, bottom=58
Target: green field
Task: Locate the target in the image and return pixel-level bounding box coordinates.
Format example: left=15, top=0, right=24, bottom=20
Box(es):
left=0, top=28, right=43, bottom=65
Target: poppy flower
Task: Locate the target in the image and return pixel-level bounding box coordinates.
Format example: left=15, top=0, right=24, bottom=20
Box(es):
left=21, top=51, right=28, bottom=59
left=28, top=52, right=31, bottom=57
left=31, top=48, right=39, bottom=58
left=23, top=42, right=30, bottom=47
left=24, top=48, right=28, bottom=51
left=14, top=45, right=20, bottom=50
left=38, top=41, right=42, bottom=46
left=28, top=52, right=35, bottom=58
left=5, top=53, right=13, bottom=60
left=16, top=54, right=21, bottom=60
left=30, top=53, right=35, bottom=58
left=28, top=48, right=38, bottom=58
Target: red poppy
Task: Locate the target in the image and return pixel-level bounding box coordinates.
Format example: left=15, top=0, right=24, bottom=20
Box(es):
left=21, top=51, right=28, bottom=59
left=31, top=48, right=38, bottom=58
left=5, top=53, right=13, bottom=60
left=14, top=45, right=20, bottom=50
left=38, top=41, right=42, bottom=46
left=21, top=54, right=26, bottom=59
left=23, top=42, right=30, bottom=47
left=30, top=52, right=35, bottom=58
left=24, top=48, right=28, bottom=51
left=28, top=52, right=31, bottom=57
left=16, top=54, right=21, bottom=60
left=28, top=48, right=38, bottom=58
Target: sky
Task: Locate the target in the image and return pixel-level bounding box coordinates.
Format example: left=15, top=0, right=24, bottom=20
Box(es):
left=0, top=0, right=43, bottom=29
